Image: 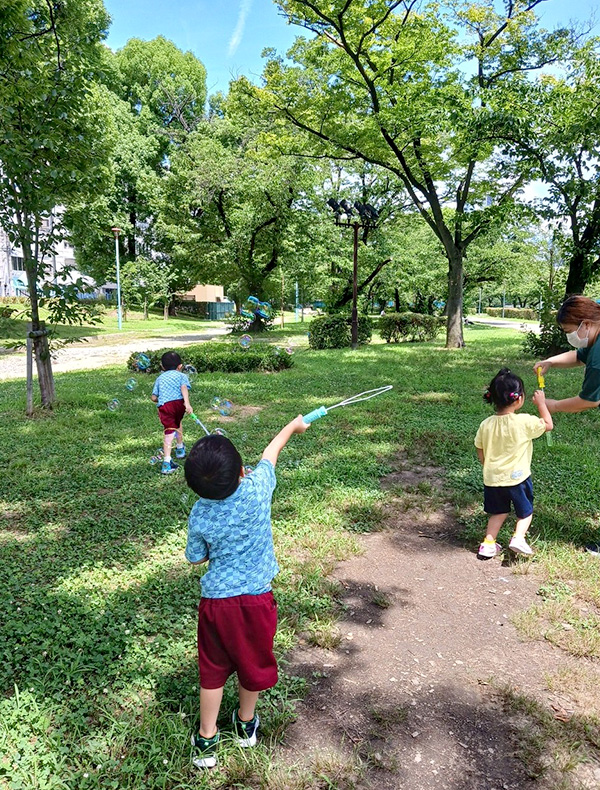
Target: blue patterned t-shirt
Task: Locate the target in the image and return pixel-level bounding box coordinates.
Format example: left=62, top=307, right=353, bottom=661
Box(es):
left=185, top=459, right=279, bottom=598
left=152, top=370, right=191, bottom=407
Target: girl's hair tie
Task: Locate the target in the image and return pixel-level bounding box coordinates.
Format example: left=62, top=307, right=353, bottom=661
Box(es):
left=510, top=391, right=520, bottom=402
left=483, top=388, right=492, bottom=403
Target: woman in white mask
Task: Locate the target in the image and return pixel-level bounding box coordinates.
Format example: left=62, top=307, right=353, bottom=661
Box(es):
left=534, top=294, right=600, bottom=554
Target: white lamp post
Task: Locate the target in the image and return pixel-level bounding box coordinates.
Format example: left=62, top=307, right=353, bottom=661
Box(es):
left=111, top=226, right=123, bottom=330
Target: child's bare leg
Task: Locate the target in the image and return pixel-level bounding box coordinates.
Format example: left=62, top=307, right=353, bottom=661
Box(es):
left=484, top=513, right=508, bottom=542
left=513, top=513, right=533, bottom=540
left=199, top=686, right=224, bottom=738
left=176, top=425, right=184, bottom=448
left=238, top=683, right=259, bottom=721
left=163, top=430, right=176, bottom=461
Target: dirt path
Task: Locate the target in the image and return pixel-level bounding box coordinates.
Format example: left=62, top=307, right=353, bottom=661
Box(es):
left=0, top=328, right=228, bottom=380
left=283, top=460, right=600, bottom=789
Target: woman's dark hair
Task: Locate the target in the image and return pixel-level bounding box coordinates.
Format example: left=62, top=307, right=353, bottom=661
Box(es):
left=161, top=351, right=182, bottom=370
left=557, top=295, right=600, bottom=326
left=185, top=435, right=243, bottom=500
left=483, top=368, right=525, bottom=410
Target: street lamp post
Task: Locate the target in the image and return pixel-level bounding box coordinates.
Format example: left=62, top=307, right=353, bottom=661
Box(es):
left=327, top=198, right=379, bottom=350
left=111, top=226, right=123, bottom=330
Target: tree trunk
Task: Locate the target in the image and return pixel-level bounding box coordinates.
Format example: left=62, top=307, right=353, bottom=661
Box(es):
left=163, top=301, right=169, bottom=320
left=394, top=288, right=401, bottom=312
left=446, top=250, right=465, bottom=348
left=143, top=297, right=148, bottom=320
left=24, top=248, right=55, bottom=409
left=564, top=251, right=587, bottom=296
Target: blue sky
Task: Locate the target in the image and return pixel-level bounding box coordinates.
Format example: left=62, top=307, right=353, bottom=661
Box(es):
left=103, top=0, right=599, bottom=96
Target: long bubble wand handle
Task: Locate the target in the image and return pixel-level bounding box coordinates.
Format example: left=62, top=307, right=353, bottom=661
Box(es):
left=536, top=367, right=554, bottom=447
left=302, top=385, right=393, bottom=424
left=189, top=412, right=210, bottom=436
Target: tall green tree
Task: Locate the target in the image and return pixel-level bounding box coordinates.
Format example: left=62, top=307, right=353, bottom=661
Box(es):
left=0, top=0, right=111, bottom=408
left=264, top=0, right=570, bottom=346
left=488, top=40, right=600, bottom=296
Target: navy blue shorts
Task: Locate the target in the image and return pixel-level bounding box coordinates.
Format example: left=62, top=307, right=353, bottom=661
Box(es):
left=484, top=477, right=533, bottom=519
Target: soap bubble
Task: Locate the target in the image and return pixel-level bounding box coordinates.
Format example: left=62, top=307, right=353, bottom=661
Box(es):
left=149, top=449, right=164, bottom=465
left=242, top=296, right=259, bottom=317
left=212, top=428, right=228, bottom=437
left=252, top=415, right=260, bottom=424
left=211, top=397, right=233, bottom=417
left=181, top=492, right=190, bottom=505
left=257, top=301, right=272, bottom=320
left=183, top=364, right=197, bottom=381
left=285, top=347, right=294, bottom=356
left=244, top=466, right=254, bottom=475
left=135, top=353, right=151, bottom=371
left=241, top=433, right=248, bottom=442
left=125, top=378, right=137, bottom=392
left=107, top=399, right=121, bottom=412
left=239, top=334, right=252, bottom=350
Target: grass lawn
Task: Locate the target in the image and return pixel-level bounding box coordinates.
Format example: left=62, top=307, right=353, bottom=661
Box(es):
left=1, top=324, right=599, bottom=788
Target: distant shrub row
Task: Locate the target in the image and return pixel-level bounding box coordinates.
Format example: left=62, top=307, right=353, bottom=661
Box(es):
left=485, top=307, right=538, bottom=320
left=379, top=312, right=443, bottom=343
left=126, top=343, right=293, bottom=374
left=308, top=315, right=373, bottom=349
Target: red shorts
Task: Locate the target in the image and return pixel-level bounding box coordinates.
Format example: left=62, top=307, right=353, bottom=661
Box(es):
left=158, top=399, right=185, bottom=434
left=197, top=592, right=278, bottom=691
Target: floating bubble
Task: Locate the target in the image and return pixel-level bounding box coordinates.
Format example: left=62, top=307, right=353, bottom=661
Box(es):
left=135, top=353, right=151, bottom=371
left=211, top=397, right=233, bottom=417
left=107, top=399, right=121, bottom=412
left=149, top=448, right=164, bottom=465
left=125, top=378, right=137, bottom=392
left=244, top=466, right=254, bottom=475
left=252, top=415, right=260, bottom=424
left=242, top=296, right=260, bottom=317
left=285, top=347, right=294, bottom=356
left=212, top=428, right=228, bottom=437
left=183, top=364, right=197, bottom=381
left=257, top=301, right=272, bottom=320
left=181, top=492, right=190, bottom=505
left=239, top=334, right=252, bottom=350
left=241, top=433, right=248, bottom=442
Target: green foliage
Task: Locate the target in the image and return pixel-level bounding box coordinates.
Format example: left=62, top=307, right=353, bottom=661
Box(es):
left=486, top=307, right=538, bottom=320
left=379, top=312, right=443, bottom=343
left=522, top=314, right=570, bottom=358
left=126, top=343, right=293, bottom=374
left=308, top=314, right=372, bottom=349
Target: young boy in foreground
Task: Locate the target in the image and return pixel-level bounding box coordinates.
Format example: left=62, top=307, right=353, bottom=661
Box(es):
left=184, top=415, right=310, bottom=768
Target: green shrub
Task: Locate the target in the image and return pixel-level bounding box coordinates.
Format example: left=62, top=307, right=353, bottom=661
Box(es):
left=379, top=312, right=443, bottom=343
left=522, top=296, right=570, bottom=357
left=308, top=314, right=372, bottom=349
left=486, top=307, right=538, bottom=320
left=126, top=342, right=293, bottom=374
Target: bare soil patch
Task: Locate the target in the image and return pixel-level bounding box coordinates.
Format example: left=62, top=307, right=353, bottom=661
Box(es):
left=282, top=458, right=600, bottom=789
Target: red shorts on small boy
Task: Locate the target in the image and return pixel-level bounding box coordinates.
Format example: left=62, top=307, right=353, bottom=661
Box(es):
left=197, top=592, right=278, bottom=691
left=158, top=399, right=186, bottom=434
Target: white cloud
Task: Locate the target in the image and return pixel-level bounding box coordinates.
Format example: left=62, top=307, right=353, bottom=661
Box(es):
left=228, top=0, right=253, bottom=58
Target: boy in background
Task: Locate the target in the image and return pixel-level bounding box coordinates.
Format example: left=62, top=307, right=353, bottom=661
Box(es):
left=184, top=415, right=309, bottom=768
left=151, top=351, right=193, bottom=475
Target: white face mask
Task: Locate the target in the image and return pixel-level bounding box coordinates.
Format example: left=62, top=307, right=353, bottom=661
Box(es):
left=565, top=322, right=589, bottom=349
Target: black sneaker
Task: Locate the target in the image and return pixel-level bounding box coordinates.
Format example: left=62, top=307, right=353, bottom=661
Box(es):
left=232, top=710, right=259, bottom=747
left=585, top=543, right=600, bottom=556
left=191, top=730, right=219, bottom=769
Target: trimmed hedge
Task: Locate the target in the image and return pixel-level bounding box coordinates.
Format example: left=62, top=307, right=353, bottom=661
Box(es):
left=379, top=312, right=443, bottom=343
left=126, top=342, right=293, bottom=374
left=485, top=307, right=538, bottom=320
left=308, top=314, right=372, bottom=349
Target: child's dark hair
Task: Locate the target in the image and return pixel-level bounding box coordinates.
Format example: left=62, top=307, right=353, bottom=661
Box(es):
left=185, top=435, right=243, bottom=500
left=161, top=351, right=182, bottom=370
left=483, top=368, right=525, bottom=410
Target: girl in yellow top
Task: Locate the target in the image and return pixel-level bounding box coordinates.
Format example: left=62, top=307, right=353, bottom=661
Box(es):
left=475, top=368, right=553, bottom=559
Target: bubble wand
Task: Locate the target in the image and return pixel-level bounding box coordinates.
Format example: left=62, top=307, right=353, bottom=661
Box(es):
left=302, top=385, right=393, bottom=424
left=189, top=412, right=210, bottom=436
left=536, top=367, right=554, bottom=447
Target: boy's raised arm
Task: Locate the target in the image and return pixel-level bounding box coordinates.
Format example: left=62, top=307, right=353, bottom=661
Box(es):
left=262, top=416, right=309, bottom=467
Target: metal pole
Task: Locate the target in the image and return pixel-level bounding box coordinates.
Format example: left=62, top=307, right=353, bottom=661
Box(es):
left=295, top=281, right=300, bottom=322
left=478, top=287, right=482, bottom=315
left=502, top=285, right=505, bottom=319
left=351, top=222, right=359, bottom=349
left=112, top=227, right=122, bottom=330
left=280, top=269, right=285, bottom=328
